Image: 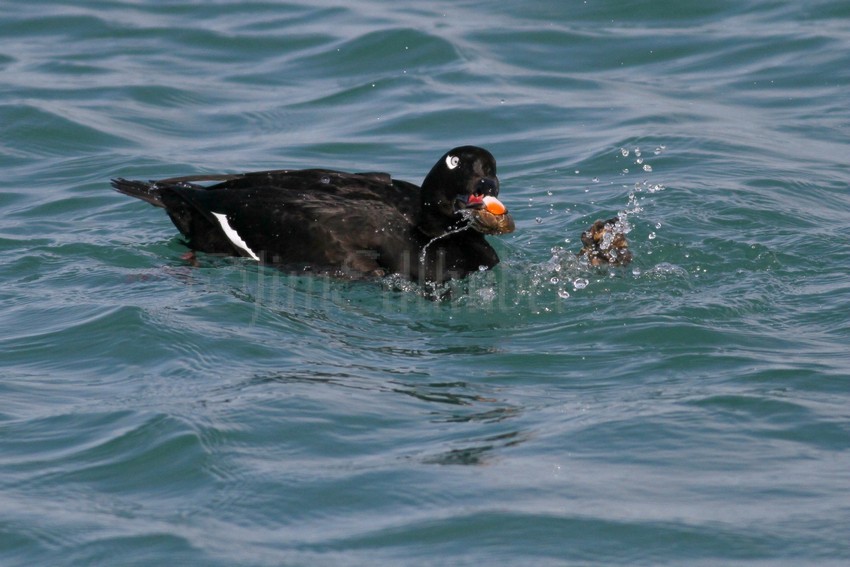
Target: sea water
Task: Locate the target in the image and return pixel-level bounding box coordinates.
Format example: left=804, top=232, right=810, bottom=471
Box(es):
left=2, top=1, right=850, bottom=564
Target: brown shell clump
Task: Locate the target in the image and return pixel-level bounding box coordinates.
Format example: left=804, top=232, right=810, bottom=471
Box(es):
left=578, top=216, right=632, bottom=266
left=470, top=208, right=516, bottom=235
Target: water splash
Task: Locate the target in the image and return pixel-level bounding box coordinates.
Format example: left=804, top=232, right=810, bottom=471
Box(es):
left=388, top=143, right=680, bottom=305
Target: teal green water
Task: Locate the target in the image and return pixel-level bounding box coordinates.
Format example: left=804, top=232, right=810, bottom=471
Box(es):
left=2, top=1, right=850, bottom=565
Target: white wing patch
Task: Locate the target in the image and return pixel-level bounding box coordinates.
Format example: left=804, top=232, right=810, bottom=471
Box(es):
left=212, top=212, right=260, bottom=261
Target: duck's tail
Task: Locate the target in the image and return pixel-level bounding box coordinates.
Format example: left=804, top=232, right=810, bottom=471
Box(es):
left=111, top=178, right=165, bottom=208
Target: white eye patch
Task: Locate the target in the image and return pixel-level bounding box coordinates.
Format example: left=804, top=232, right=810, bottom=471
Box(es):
left=445, top=155, right=460, bottom=169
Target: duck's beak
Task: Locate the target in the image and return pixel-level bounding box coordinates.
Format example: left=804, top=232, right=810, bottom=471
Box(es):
left=454, top=177, right=500, bottom=212
left=461, top=195, right=515, bottom=235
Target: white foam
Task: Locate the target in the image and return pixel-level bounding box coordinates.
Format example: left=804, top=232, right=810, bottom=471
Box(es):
left=212, top=212, right=260, bottom=261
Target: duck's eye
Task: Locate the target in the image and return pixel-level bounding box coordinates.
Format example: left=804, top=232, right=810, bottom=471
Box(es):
left=445, top=155, right=460, bottom=170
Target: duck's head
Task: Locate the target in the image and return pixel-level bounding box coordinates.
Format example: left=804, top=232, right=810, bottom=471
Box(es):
left=420, top=146, right=515, bottom=236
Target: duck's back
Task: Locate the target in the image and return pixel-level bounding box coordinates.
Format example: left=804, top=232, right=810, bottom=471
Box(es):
left=114, top=169, right=421, bottom=276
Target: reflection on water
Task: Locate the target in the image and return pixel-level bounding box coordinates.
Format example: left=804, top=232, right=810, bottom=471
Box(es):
left=421, top=431, right=528, bottom=466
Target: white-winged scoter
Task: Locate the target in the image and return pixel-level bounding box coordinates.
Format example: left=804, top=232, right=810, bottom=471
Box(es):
left=113, top=146, right=516, bottom=285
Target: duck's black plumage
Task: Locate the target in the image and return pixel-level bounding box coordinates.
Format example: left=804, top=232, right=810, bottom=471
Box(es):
left=112, top=146, right=515, bottom=284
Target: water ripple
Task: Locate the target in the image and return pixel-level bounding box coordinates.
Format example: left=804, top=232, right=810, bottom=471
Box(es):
left=3, top=0, right=850, bottom=564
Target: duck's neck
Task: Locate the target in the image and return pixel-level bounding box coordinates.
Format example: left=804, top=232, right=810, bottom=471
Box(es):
left=417, top=180, right=463, bottom=237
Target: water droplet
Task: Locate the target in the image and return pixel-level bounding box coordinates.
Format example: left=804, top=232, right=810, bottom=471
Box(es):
left=643, top=164, right=653, bottom=172
left=622, top=168, right=629, bottom=174
left=558, top=289, right=571, bottom=299
left=574, top=170, right=580, bottom=174
left=592, top=177, right=599, bottom=183
left=634, top=147, right=642, bottom=157
left=550, top=277, right=559, bottom=284
left=535, top=217, right=543, bottom=224
left=573, top=278, right=589, bottom=290
left=655, top=222, right=662, bottom=229
left=635, top=158, right=644, bottom=165
left=547, top=190, right=553, bottom=196
left=620, top=148, right=629, bottom=157
left=632, top=267, right=642, bottom=277
left=648, top=232, right=656, bottom=240
left=477, top=287, right=496, bottom=302
left=320, top=176, right=330, bottom=184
